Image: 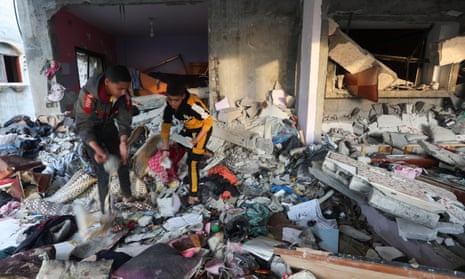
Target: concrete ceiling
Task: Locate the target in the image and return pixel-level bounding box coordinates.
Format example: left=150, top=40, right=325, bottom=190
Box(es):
left=62, top=0, right=465, bottom=38
left=328, top=0, right=465, bottom=31
left=63, top=1, right=208, bottom=37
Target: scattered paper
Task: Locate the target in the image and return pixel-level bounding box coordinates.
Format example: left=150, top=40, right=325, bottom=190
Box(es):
left=215, top=97, right=230, bottom=111
left=242, top=236, right=284, bottom=261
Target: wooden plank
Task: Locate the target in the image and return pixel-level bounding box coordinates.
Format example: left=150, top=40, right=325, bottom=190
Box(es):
left=274, top=248, right=465, bottom=279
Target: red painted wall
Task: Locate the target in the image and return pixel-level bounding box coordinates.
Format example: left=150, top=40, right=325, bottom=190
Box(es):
left=52, top=9, right=116, bottom=111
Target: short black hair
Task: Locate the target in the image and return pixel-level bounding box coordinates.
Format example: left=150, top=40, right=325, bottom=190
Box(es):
left=105, top=65, right=131, bottom=83
left=166, top=82, right=187, bottom=97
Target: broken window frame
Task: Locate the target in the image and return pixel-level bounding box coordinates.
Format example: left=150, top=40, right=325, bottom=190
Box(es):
left=325, top=17, right=465, bottom=99
left=0, top=52, right=22, bottom=83
left=347, top=28, right=429, bottom=84
left=0, top=42, right=26, bottom=92
left=75, top=47, right=105, bottom=88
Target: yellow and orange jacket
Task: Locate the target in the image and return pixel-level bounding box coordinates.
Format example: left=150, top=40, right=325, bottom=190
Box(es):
left=161, top=93, right=213, bottom=139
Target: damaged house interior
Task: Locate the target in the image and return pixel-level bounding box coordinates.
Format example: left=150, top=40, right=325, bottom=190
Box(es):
left=1, top=0, right=465, bottom=278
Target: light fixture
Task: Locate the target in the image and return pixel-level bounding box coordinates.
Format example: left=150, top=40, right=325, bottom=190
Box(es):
left=149, top=17, right=155, bottom=38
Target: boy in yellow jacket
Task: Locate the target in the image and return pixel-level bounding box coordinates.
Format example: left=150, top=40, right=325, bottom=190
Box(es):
left=159, top=83, right=214, bottom=205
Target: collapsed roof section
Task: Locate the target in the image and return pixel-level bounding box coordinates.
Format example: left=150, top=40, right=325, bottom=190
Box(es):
left=328, top=18, right=398, bottom=91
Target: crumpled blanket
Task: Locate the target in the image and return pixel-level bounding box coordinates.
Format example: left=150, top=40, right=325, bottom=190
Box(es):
left=0, top=245, right=55, bottom=279
left=148, top=144, right=185, bottom=183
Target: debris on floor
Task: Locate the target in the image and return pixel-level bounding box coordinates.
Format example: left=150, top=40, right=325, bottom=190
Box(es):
left=0, top=91, right=465, bottom=278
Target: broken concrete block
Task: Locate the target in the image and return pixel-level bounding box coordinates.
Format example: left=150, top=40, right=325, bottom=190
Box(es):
left=217, top=107, right=242, bottom=124
left=352, top=121, right=365, bottom=136
left=382, top=132, right=409, bottom=148
left=348, top=175, right=371, bottom=195
left=321, top=120, right=354, bottom=134
left=369, top=189, right=440, bottom=228
left=418, top=139, right=465, bottom=171
left=371, top=103, right=385, bottom=115
left=429, top=124, right=458, bottom=143
left=365, top=248, right=381, bottom=260
left=382, top=132, right=428, bottom=149
left=212, top=122, right=274, bottom=155
left=323, top=151, right=465, bottom=228
left=309, top=162, right=365, bottom=205
left=328, top=18, right=397, bottom=90
left=436, top=222, right=465, bottom=235
left=260, top=103, right=291, bottom=119
left=437, top=35, right=465, bottom=66
left=400, top=113, right=432, bottom=130
left=360, top=204, right=464, bottom=269
left=396, top=217, right=438, bottom=241
left=444, top=238, right=456, bottom=247
left=338, top=141, right=351, bottom=156
left=338, top=224, right=372, bottom=242
left=374, top=246, right=405, bottom=261
left=376, top=115, right=403, bottom=130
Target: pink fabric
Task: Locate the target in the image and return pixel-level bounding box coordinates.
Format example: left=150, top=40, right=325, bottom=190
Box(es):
left=148, top=145, right=185, bottom=183
left=0, top=201, right=21, bottom=215
left=45, top=60, right=60, bottom=79
left=393, top=165, right=423, bottom=180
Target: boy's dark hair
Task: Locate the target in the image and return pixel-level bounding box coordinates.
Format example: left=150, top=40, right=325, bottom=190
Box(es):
left=166, top=82, right=187, bottom=97
left=105, top=65, right=131, bottom=83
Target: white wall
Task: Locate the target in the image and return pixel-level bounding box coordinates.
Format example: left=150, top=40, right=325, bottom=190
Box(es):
left=0, top=0, right=35, bottom=125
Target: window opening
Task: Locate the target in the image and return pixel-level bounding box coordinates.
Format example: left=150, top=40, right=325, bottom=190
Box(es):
left=346, top=28, right=429, bottom=85
left=0, top=54, right=22, bottom=83
left=75, top=47, right=104, bottom=88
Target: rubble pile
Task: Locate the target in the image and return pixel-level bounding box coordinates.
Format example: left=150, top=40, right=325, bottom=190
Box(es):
left=0, top=92, right=464, bottom=278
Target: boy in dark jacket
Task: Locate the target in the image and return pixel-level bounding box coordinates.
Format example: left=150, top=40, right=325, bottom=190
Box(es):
left=159, top=83, right=214, bottom=205
left=74, top=65, right=134, bottom=213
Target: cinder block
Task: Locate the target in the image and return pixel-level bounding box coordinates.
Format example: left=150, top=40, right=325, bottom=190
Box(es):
left=217, top=107, right=243, bottom=124
left=396, top=217, right=438, bottom=241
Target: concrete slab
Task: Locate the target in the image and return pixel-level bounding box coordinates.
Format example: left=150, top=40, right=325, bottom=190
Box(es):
left=396, top=217, right=438, bottom=241
left=360, top=204, right=465, bottom=269
left=217, top=107, right=243, bottom=124
left=369, top=189, right=440, bottom=228
left=212, top=122, right=273, bottom=155
left=323, top=151, right=465, bottom=227
left=418, top=139, right=465, bottom=171
left=328, top=19, right=397, bottom=90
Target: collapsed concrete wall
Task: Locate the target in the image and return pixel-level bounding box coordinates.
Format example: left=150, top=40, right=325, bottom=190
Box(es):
left=328, top=18, right=398, bottom=90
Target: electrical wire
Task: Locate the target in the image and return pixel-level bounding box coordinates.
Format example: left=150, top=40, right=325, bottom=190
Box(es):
left=13, top=0, right=22, bottom=37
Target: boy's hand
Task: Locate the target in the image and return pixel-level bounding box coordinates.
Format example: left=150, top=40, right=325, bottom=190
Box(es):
left=94, top=150, right=108, bottom=164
